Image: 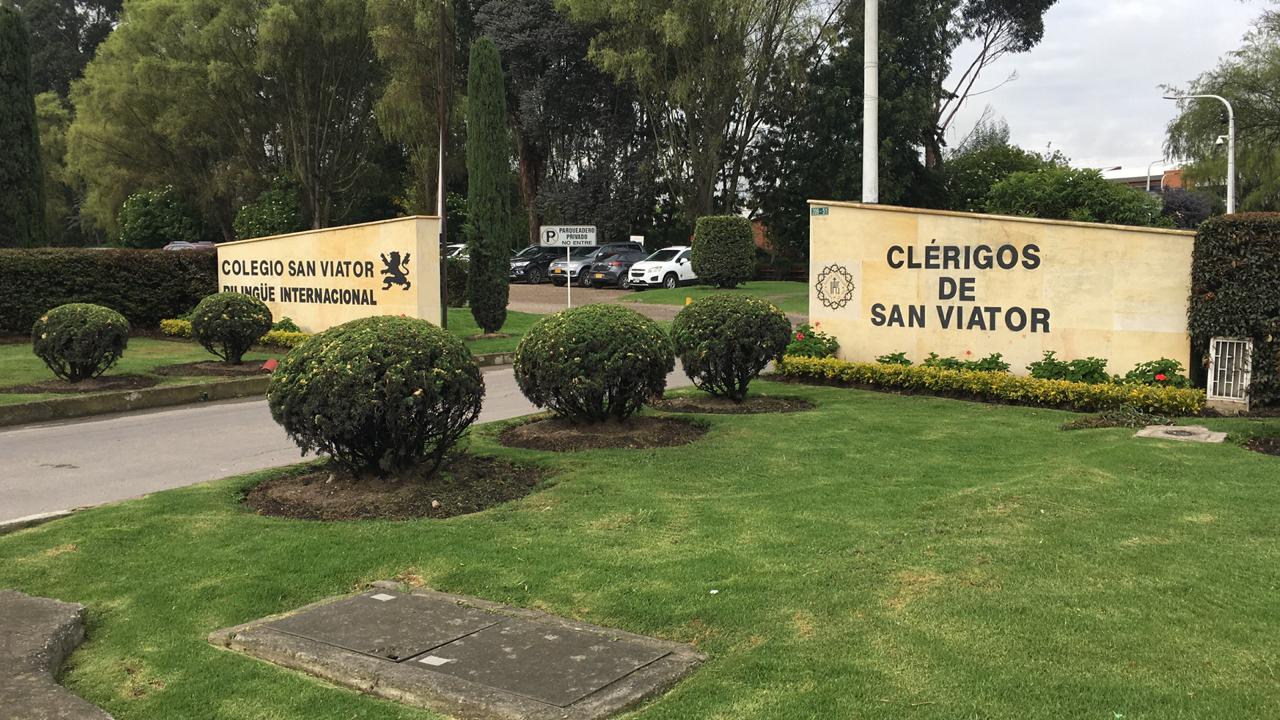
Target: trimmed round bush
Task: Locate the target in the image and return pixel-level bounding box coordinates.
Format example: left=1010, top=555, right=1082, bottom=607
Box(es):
left=190, top=292, right=273, bottom=364
left=514, top=305, right=674, bottom=422
left=32, top=303, right=130, bottom=382
left=267, top=316, right=484, bottom=476
left=692, top=215, right=755, bottom=289
left=671, top=294, right=791, bottom=402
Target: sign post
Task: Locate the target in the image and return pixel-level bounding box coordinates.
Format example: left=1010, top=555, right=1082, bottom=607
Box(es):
left=540, top=225, right=597, bottom=309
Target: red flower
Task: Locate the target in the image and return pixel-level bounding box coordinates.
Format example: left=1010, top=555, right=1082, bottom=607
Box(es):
left=796, top=332, right=806, bottom=341
left=1155, top=373, right=1168, bottom=382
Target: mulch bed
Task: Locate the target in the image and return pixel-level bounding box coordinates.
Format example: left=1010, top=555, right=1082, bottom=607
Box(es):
left=153, top=361, right=271, bottom=377
left=499, top=416, right=706, bottom=452
left=652, top=394, right=814, bottom=414
left=1244, top=436, right=1280, bottom=457
left=244, top=454, right=549, bottom=521
left=1, top=374, right=159, bottom=394
left=466, top=332, right=511, bottom=341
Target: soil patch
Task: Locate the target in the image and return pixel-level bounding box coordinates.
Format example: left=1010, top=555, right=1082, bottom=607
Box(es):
left=244, top=454, right=549, bottom=521
left=1244, top=436, right=1280, bottom=457
left=652, top=394, right=813, bottom=414
left=499, top=415, right=706, bottom=452
left=153, top=361, right=271, bottom=377
left=1, top=374, right=159, bottom=394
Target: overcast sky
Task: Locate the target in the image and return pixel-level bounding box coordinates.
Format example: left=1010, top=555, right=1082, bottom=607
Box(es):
left=944, top=0, right=1270, bottom=178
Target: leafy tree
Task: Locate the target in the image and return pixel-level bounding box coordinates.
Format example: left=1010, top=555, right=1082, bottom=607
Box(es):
left=35, top=90, right=78, bottom=245
left=1166, top=10, right=1280, bottom=211
left=69, top=0, right=383, bottom=237
left=985, top=167, right=1165, bottom=227
left=12, top=0, right=122, bottom=96
left=0, top=4, right=45, bottom=247
left=560, top=0, right=815, bottom=222
left=116, top=186, right=201, bottom=248
left=465, top=36, right=512, bottom=333
left=943, top=115, right=1060, bottom=213
left=922, top=0, right=1058, bottom=168
left=747, top=0, right=949, bottom=259
left=1160, top=187, right=1218, bottom=229
left=477, top=0, right=661, bottom=246
left=257, top=0, right=381, bottom=228
left=234, top=178, right=304, bottom=239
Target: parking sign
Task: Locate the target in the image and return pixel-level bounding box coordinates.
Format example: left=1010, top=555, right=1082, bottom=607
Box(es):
left=540, top=226, right=597, bottom=247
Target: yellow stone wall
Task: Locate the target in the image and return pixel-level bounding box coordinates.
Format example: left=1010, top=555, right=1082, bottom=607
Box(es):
left=216, top=216, right=441, bottom=333
left=808, top=202, right=1194, bottom=374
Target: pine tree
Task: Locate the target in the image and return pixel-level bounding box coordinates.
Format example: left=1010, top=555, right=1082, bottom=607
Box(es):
left=464, top=36, right=513, bottom=333
left=0, top=5, right=46, bottom=247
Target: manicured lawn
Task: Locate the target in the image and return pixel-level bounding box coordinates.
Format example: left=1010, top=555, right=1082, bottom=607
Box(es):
left=624, top=280, right=809, bottom=315
left=446, top=307, right=541, bottom=355
left=0, top=339, right=275, bottom=406
left=1, top=384, right=1278, bottom=718
left=0, top=311, right=541, bottom=406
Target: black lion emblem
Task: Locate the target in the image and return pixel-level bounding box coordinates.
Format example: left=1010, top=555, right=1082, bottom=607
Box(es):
left=380, top=251, right=411, bottom=291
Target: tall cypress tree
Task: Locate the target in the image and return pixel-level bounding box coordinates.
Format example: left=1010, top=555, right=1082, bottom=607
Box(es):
left=465, top=36, right=512, bottom=333
left=0, top=5, right=45, bottom=247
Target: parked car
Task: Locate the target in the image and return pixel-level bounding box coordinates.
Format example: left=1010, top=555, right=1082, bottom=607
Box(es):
left=162, top=241, right=216, bottom=252
left=549, top=242, right=645, bottom=287
left=586, top=248, right=651, bottom=288
left=627, top=246, right=696, bottom=289
left=443, top=243, right=468, bottom=259
left=509, top=245, right=563, bottom=284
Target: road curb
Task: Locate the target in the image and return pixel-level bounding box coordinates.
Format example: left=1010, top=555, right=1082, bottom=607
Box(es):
left=0, top=352, right=515, bottom=428
left=0, top=509, right=76, bottom=535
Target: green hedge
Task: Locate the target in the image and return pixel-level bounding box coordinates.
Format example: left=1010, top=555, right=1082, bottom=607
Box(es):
left=0, top=248, right=216, bottom=333
left=776, top=356, right=1205, bottom=415
left=1189, top=213, right=1280, bottom=405
left=692, top=215, right=754, bottom=288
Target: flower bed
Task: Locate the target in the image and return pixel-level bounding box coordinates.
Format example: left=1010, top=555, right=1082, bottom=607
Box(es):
left=775, top=355, right=1205, bottom=415
left=160, top=318, right=307, bottom=349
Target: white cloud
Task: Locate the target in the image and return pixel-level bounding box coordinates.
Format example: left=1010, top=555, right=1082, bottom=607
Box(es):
left=943, top=0, right=1269, bottom=175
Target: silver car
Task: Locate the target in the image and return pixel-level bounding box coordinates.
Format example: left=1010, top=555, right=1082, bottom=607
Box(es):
left=549, top=243, right=645, bottom=286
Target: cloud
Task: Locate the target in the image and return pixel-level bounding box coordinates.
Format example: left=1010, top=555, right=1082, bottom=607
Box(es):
left=943, top=0, right=1268, bottom=174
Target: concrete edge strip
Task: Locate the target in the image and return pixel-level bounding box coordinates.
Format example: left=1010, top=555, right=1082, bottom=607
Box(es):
left=0, top=352, right=516, bottom=428
left=0, top=509, right=76, bottom=536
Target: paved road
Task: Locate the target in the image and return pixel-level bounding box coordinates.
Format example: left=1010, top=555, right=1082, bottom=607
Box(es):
left=0, top=365, right=692, bottom=522
left=507, top=282, right=808, bottom=324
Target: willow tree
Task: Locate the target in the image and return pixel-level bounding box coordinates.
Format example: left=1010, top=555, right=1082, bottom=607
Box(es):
left=465, top=36, right=512, bottom=333
left=0, top=5, right=45, bottom=247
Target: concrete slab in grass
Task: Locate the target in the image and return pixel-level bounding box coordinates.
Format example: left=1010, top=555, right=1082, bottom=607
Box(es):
left=0, top=589, right=113, bottom=719
left=1134, top=425, right=1228, bottom=443
left=210, top=584, right=704, bottom=720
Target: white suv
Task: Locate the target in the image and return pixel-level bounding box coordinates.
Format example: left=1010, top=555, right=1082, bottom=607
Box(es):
left=627, top=246, right=696, bottom=290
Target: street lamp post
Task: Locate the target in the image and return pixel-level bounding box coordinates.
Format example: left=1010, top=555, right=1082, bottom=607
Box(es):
left=1146, top=159, right=1165, bottom=193
left=1164, top=94, right=1235, bottom=214
left=861, top=0, right=878, bottom=203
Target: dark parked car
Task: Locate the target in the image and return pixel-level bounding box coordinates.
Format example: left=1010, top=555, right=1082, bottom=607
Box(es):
left=509, top=245, right=564, bottom=284
left=586, top=248, right=650, bottom=288
left=549, top=242, right=646, bottom=287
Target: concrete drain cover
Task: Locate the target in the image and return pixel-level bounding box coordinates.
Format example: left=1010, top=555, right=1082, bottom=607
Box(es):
left=266, top=590, right=499, bottom=661
left=210, top=584, right=704, bottom=720
left=1134, top=425, right=1227, bottom=444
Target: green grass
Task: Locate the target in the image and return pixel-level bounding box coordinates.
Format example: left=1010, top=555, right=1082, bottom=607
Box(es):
left=446, top=307, right=541, bottom=355
left=0, top=311, right=541, bottom=406
left=0, top=339, right=275, bottom=406
left=1, top=384, right=1278, bottom=719
left=623, top=280, right=809, bottom=315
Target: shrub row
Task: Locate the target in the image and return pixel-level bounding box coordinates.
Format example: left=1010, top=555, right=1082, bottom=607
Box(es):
left=775, top=355, right=1205, bottom=415
left=160, top=318, right=308, bottom=349
left=0, top=248, right=216, bottom=334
